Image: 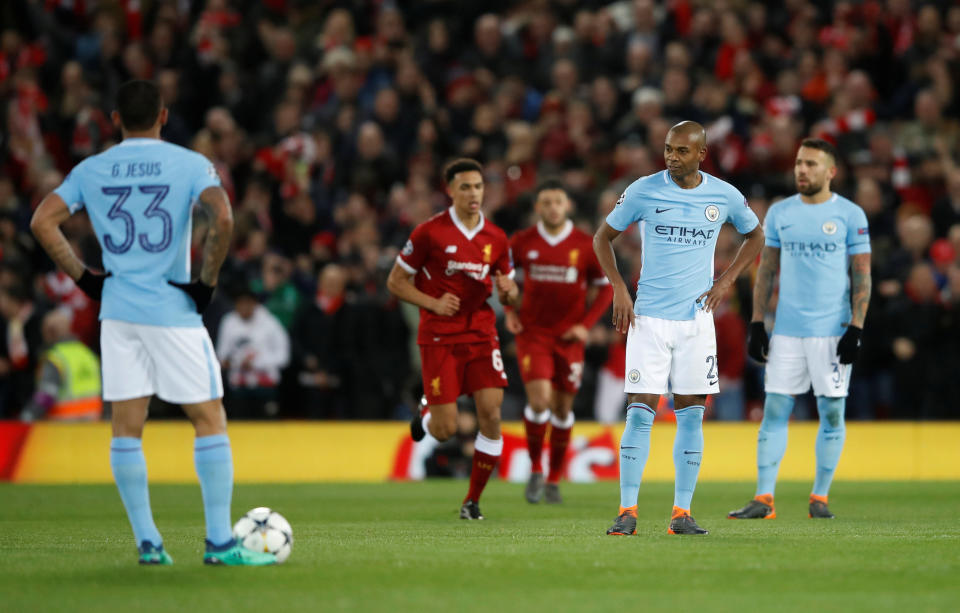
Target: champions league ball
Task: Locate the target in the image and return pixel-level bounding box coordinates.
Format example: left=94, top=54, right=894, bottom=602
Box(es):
left=232, top=507, right=293, bottom=563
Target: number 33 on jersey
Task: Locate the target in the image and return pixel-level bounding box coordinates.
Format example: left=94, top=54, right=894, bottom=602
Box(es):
left=54, top=138, right=221, bottom=327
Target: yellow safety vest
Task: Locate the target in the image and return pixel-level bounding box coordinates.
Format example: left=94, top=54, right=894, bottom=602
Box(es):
left=44, top=340, right=102, bottom=421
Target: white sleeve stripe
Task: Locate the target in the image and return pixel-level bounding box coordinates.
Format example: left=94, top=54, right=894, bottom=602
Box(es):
left=395, top=256, right=417, bottom=274
left=591, top=277, right=610, bottom=285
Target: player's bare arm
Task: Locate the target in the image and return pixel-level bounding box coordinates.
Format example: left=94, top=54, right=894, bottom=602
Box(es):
left=698, top=224, right=764, bottom=313
left=504, top=307, right=523, bottom=334
left=196, top=186, right=234, bottom=286
left=751, top=246, right=781, bottom=322
left=386, top=263, right=460, bottom=316
left=30, top=193, right=88, bottom=281
left=494, top=270, right=519, bottom=306
left=849, top=252, right=871, bottom=328
left=593, top=221, right=633, bottom=334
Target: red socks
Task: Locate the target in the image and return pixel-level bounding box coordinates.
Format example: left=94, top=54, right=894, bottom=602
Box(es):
left=464, top=433, right=503, bottom=503
left=523, top=406, right=549, bottom=473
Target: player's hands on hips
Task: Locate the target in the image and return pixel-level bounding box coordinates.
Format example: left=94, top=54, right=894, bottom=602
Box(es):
left=836, top=325, right=862, bottom=364
left=697, top=277, right=733, bottom=313
left=505, top=309, right=523, bottom=334
left=612, top=285, right=635, bottom=334
left=561, top=324, right=589, bottom=343
left=747, top=321, right=769, bottom=363
left=168, top=280, right=215, bottom=313
left=75, top=269, right=111, bottom=301
left=431, top=292, right=460, bottom=316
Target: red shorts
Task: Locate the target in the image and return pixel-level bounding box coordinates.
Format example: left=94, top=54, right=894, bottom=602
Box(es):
left=420, top=339, right=507, bottom=404
left=515, top=333, right=585, bottom=394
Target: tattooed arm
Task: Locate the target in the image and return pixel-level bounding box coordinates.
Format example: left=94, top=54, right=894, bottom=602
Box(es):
left=196, top=186, right=234, bottom=286
left=849, top=253, right=872, bottom=328
left=751, top=246, right=780, bottom=322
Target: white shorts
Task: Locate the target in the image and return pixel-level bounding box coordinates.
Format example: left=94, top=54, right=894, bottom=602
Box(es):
left=764, top=335, right=850, bottom=398
left=101, top=319, right=224, bottom=404
left=624, top=311, right=719, bottom=395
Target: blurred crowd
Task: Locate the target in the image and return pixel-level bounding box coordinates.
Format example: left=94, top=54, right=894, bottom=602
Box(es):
left=1, top=0, right=959, bottom=421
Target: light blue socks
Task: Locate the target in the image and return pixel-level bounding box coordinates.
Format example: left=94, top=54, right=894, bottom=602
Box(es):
left=673, top=406, right=704, bottom=510
left=619, top=403, right=655, bottom=508
left=110, top=437, right=162, bottom=548
left=194, top=434, right=234, bottom=546
left=812, top=396, right=846, bottom=497
left=755, top=393, right=795, bottom=496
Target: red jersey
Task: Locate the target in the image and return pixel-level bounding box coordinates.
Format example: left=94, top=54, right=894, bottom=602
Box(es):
left=397, top=207, right=513, bottom=345
left=511, top=221, right=610, bottom=338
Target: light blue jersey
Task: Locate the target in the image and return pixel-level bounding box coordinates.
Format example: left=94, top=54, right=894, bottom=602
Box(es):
left=606, top=170, right=759, bottom=320
left=54, top=138, right=221, bottom=327
left=764, top=193, right=871, bottom=337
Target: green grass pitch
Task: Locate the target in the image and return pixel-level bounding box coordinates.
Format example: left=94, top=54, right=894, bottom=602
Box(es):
left=1, top=481, right=957, bottom=612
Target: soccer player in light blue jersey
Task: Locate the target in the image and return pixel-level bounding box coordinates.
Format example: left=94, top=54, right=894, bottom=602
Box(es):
left=728, top=138, right=872, bottom=521
left=594, top=121, right=764, bottom=535
left=30, top=80, right=275, bottom=566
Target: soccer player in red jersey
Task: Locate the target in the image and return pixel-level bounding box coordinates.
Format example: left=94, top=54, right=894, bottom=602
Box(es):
left=505, top=180, right=613, bottom=504
left=387, top=158, right=519, bottom=520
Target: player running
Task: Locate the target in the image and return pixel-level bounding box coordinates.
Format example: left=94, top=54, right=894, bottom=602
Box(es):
left=506, top=180, right=613, bottom=504
left=387, top=158, right=519, bottom=520
left=594, top=121, right=764, bottom=536
left=30, top=80, right=275, bottom=566
left=728, top=138, right=871, bottom=521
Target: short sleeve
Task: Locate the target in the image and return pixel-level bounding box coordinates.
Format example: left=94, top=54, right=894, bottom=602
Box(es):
left=397, top=223, right=430, bottom=274
left=53, top=168, right=85, bottom=214
left=846, top=205, right=871, bottom=255
left=726, top=189, right=760, bottom=234
left=191, top=156, right=222, bottom=203
left=604, top=183, right=643, bottom=231
left=764, top=205, right=780, bottom=248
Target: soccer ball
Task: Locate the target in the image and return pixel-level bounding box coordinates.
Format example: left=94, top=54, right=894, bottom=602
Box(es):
left=232, top=507, right=293, bottom=563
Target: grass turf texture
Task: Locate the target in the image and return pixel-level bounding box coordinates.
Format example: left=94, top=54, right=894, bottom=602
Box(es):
left=1, top=481, right=957, bottom=612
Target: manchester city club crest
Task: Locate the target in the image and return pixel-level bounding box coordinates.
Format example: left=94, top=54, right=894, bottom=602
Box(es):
left=822, top=221, right=838, bottom=235
left=705, top=204, right=720, bottom=222
left=628, top=369, right=641, bottom=384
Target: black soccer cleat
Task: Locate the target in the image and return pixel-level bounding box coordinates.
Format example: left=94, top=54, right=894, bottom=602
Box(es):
left=606, top=509, right=637, bottom=535
left=544, top=483, right=563, bottom=504
left=727, top=495, right=776, bottom=519
left=460, top=500, right=484, bottom=520
left=410, top=412, right=426, bottom=442
left=809, top=497, right=835, bottom=519
left=668, top=509, right=709, bottom=535
left=525, top=472, right=545, bottom=504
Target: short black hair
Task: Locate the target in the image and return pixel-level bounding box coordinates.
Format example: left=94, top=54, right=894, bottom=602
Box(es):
left=533, top=179, right=568, bottom=200
left=116, top=80, right=162, bottom=131
left=443, top=158, right=483, bottom=185
left=800, top=138, right=838, bottom=164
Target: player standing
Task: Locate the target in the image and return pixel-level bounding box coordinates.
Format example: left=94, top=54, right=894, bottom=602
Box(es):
left=506, top=180, right=613, bottom=504
left=387, top=158, right=518, bottom=520
left=728, top=138, right=871, bottom=520
left=30, top=80, right=275, bottom=565
left=594, top=121, right=764, bottom=536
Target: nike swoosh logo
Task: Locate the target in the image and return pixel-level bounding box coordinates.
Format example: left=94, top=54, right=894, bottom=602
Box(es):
left=781, top=225, right=793, bottom=230
left=683, top=450, right=701, bottom=455
left=655, top=208, right=673, bottom=213
left=621, top=446, right=643, bottom=450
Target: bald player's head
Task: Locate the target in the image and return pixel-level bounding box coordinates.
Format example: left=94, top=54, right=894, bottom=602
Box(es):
left=664, top=120, right=707, bottom=185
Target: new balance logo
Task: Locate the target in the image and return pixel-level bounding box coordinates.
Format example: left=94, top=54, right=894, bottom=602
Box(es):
left=655, top=208, right=673, bottom=214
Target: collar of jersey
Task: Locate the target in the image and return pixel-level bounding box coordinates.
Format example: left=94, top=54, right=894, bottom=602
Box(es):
left=118, top=137, right=163, bottom=146
left=536, top=220, right=573, bottom=246
left=448, top=206, right=484, bottom=241
left=663, top=169, right=708, bottom=190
